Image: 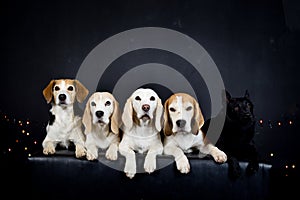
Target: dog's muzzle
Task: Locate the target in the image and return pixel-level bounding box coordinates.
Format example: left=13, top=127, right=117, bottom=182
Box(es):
left=58, top=94, right=67, bottom=105
left=95, top=110, right=106, bottom=125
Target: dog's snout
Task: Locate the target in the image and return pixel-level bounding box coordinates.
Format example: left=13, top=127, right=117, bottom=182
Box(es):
left=59, top=94, right=66, bottom=101
left=176, top=120, right=186, bottom=128
left=142, top=104, right=150, bottom=112
left=96, top=111, right=104, bottom=118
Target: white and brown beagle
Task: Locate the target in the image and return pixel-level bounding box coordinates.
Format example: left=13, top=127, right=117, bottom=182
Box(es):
left=82, top=92, right=121, bottom=161
left=119, top=88, right=164, bottom=179
left=42, top=79, right=89, bottom=158
left=163, top=93, right=227, bottom=173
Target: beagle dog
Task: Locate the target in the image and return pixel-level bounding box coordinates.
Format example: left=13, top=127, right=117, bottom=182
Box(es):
left=119, top=88, right=164, bottom=179
left=163, top=93, right=227, bottom=173
left=42, top=79, right=89, bottom=158
left=82, top=92, right=121, bottom=161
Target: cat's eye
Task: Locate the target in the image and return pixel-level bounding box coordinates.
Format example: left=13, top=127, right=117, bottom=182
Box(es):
left=105, top=101, right=111, bottom=106
left=186, top=106, right=192, bottom=111
left=170, top=107, right=176, bottom=112
left=234, top=107, right=239, bottom=111
left=91, top=101, right=96, bottom=107
left=135, top=96, right=141, bottom=101
left=54, top=86, right=60, bottom=91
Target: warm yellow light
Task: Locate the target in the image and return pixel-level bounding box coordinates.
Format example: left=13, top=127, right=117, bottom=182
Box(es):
left=21, top=130, right=25, bottom=134
left=8, top=148, right=12, bottom=152
left=26, top=132, right=30, bottom=136
left=289, top=120, right=293, bottom=125
left=292, top=164, right=296, bottom=169
left=24, top=147, right=28, bottom=151
left=26, top=121, right=30, bottom=125
left=285, top=165, right=288, bottom=169
left=278, top=122, right=281, bottom=126
left=270, top=153, right=274, bottom=157
left=259, top=119, right=263, bottom=124
left=28, top=154, right=31, bottom=157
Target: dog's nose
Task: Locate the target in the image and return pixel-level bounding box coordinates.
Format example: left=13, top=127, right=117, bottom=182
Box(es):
left=142, top=104, right=150, bottom=112
left=96, top=111, right=104, bottom=118
left=58, top=94, right=66, bottom=101
left=176, top=120, right=186, bottom=128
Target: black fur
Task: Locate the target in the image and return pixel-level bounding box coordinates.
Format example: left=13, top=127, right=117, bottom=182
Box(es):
left=201, top=90, right=259, bottom=180
left=48, top=111, right=55, bottom=126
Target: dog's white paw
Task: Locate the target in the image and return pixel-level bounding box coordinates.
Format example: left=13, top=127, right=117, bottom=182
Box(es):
left=105, top=147, right=118, bottom=161
left=176, top=155, right=190, bottom=174
left=86, top=151, right=98, bottom=160
left=124, top=160, right=136, bottom=179
left=211, top=148, right=227, bottom=163
left=144, top=156, right=156, bottom=174
left=43, top=143, right=56, bottom=155
left=75, top=145, right=86, bottom=158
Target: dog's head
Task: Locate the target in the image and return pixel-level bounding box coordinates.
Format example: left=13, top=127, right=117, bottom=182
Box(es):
left=225, top=90, right=254, bottom=123
left=163, top=93, right=204, bottom=136
left=43, top=79, right=89, bottom=106
left=82, top=92, right=121, bottom=135
left=122, top=88, right=163, bottom=131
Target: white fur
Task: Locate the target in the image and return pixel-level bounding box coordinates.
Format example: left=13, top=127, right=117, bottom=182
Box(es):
left=119, top=88, right=164, bottom=179
left=163, top=93, right=227, bottom=174
left=42, top=79, right=89, bottom=158
left=82, top=92, right=121, bottom=161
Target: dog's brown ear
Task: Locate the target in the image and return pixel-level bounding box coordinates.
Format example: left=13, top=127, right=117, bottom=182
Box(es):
left=43, top=80, right=55, bottom=104
left=111, top=97, right=121, bottom=135
left=82, top=98, right=92, bottom=134
left=191, top=97, right=204, bottom=135
left=74, top=80, right=89, bottom=103
left=122, top=97, right=133, bottom=130
left=163, top=98, right=173, bottom=136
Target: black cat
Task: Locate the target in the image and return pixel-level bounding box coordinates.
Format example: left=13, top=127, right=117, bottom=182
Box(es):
left=201, top=90, right=259, bottom=180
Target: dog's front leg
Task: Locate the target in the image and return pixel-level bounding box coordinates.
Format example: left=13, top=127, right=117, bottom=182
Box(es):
left=164, top=144, right=190, bottom=174
left=200, top=143, right=227, bottom=163
left=144, top=143, right=163, bottom=174
left=106, top=141, right=119, bottom=161
left=42, top=139, right=56, bottom=155
left=119, top=143, right=136, bottom=179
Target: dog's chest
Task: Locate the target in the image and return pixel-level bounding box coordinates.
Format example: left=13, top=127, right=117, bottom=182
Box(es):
left=174, top=133, right=201, bottom=152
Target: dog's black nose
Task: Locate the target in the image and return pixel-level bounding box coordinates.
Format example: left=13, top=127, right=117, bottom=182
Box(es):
left=96, top=111, right=104, bottom=118
left=58, top=94, right=66, bottom=101
left=176, top=120, right=186, bottom=128
left=142, top=104, right=150, bottom=112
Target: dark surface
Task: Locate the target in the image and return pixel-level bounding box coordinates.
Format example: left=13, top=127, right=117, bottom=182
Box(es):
left=16, top=150, right=271, bottom=200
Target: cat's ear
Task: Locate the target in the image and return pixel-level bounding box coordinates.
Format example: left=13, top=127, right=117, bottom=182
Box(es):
left=245, top=90, right=250, bottom=99
left=225, top=90, right=231, bottom=103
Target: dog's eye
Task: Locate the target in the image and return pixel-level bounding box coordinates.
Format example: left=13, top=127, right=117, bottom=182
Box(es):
left=67, top=86, right=74, bottom=91
left=91, top=101, right=96, bottom=107
left=135, top=96, right=141, bottom=101
left=186, top=106, right=192, bottom=111
left=169, top=107, right=176, bottom=112
left=54, top=86, right=60, bottom=91
left=105, top=101, right=111, bottom=106
left=150, top=96, right=155, bottom=101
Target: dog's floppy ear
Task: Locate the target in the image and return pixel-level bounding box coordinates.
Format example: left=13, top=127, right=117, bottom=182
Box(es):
left=82, top=97, right=92, bottom=134
left=191, top=98, right=204, bottom=135
left=122, top=97, right=133, bottom=130
left=43, top=80, right=55, bottom=104
left=74, top=80, right=89, bottom=103
left=154, top=97, right=163, bottom=132
left=163, top=97, right=173, bottom=136
left=111, top=97, right=121, bottom=134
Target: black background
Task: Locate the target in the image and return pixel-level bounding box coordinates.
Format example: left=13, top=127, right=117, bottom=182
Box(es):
left=1, top=0, right=300, bottom=197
